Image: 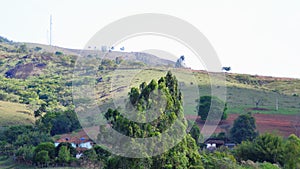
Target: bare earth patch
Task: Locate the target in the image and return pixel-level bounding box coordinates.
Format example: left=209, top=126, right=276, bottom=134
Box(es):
left=186, top=113, right=299, bottom=137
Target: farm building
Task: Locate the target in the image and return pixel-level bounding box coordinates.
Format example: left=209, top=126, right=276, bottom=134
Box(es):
left=55, top=130, right=94, bottom=152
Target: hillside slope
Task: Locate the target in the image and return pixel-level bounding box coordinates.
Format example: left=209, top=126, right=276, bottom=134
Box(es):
left=0, top=101, right=34, bottom=126
left=0, top=36, right=300, bottom=137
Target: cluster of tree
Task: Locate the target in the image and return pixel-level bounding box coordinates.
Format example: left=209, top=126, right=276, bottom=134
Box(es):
left=210, top=112, right=300, bottom=168
left=192, top=111, right=300, bottom=169
left=98, top=57, right=123, bottom=71
left=234, top=133, right=300, bottom=168
left=200, top=150, right=238, bottom=169
left=0, top=125, right=52, bottom=161
left=98, top=57, right=147, bottom=71
left=201, top=113, right=258, bottom=146
left=199, top=148, right=282, bottom=169
left=0, top=124, right=90, bottom=168
left=0, top=125, right=52, bottom=147
left=235, top=74, right=265, bottom=86
left=0, top=125, right=72, bottom=167
left=0, top=43, right=28, bottom=53
left=95, top=72, right=285, bottom=169
left=15, top=142, right=81, bottom=167
left=104, top=71, right=183, bottom=138
left=28, top=142, right=96, bottom=168
left=98, top=59, right=117, bottom=70
left=0, top=41, right=76, bottom=109
left=0, top=75, right=73, bottom=109
left=0, top=107, right=81, bottom=166
left=36, top=109, right=81, bottom=136
left=99, top=71, right=204, bottom=168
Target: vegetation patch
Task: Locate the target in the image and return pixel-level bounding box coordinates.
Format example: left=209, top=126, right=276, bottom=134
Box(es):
left=0, top=101, right=34, bottom=126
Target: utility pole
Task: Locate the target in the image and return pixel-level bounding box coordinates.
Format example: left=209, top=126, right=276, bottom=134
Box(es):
left=276, top=97, right=279, bottom=111
left=50, top=15, right=52, bottom=46
left=46, top=30, right=49, bottom=45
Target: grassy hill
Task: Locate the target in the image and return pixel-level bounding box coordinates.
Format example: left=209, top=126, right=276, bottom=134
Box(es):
left=94, top=68, right=300, bottom=115
left=0, top=36, right=300, bottom=129
left=0, top=101, right=34, bottom=126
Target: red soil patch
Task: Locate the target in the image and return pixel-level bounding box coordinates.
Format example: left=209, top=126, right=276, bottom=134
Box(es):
left=246, top=107, right=270, bottom=111
left=186, top=114, right=299, bottom=137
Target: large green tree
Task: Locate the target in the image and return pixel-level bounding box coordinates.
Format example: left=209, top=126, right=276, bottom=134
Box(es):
left=14, top=131, right=52, bottom=147
left=99, top=71, right=203, bottom=169
left=283, top=134, right=300, bottom=169
left=197, top=96, right=227, bottom=121
left=230, top=113, right=258, bottom=143
left=55, top=142, right=77, bottom=157
left=58, top=146, right=71, bottom=165
left=35, top=150, right=50, bottom=167
left=190, top=123, right=201, bottom=145
left=34, top=142, right=55, bottom=160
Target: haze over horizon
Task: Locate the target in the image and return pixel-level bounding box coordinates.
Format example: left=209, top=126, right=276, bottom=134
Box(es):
left=1, top=0, right=300, bottom=78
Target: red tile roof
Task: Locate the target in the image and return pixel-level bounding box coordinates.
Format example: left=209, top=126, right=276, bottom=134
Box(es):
left=55, top=130, right=92, bottom=144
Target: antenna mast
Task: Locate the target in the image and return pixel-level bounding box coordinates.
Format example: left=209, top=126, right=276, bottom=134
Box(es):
left=50, top=15, right=52, bottom=46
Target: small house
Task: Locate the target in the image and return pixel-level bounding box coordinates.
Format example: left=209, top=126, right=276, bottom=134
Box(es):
left=204, top=138, right=225, bottom=151
left=54, top=130, right=94, bottom=152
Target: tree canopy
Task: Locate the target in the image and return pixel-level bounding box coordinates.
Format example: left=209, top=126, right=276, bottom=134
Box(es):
left=230, top=113, right=258, bottom=144
left=100, top=71, right=203, bottom=168
left=197, top=96, right=227, bottom=121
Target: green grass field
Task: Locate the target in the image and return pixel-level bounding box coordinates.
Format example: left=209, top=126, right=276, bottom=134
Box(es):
left=0, top=156, right=80, bottom=169
left=0, top=101, right=35, bottom=126
left=0, top=156, right=31, bottom=169
left=94, top=68, right=300, bottom=117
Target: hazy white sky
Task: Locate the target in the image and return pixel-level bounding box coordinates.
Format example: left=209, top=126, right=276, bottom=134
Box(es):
left=1, top=0, right=300, bottom=78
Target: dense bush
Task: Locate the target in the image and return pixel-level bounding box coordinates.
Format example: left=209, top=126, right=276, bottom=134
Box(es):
left=200, top=150, right=238, bottom=169
left=234, top=133, right=300, bottom=168
left=283, top=134, right=300, bottom=169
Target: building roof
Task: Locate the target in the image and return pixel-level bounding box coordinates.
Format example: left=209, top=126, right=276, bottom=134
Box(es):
left=204, top=139, right=225, bottom=145
left=55, top=130, right=92, bottom=144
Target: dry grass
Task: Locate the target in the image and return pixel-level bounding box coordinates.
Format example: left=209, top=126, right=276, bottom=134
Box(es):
left=0, top=101, right=35, bottom=126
